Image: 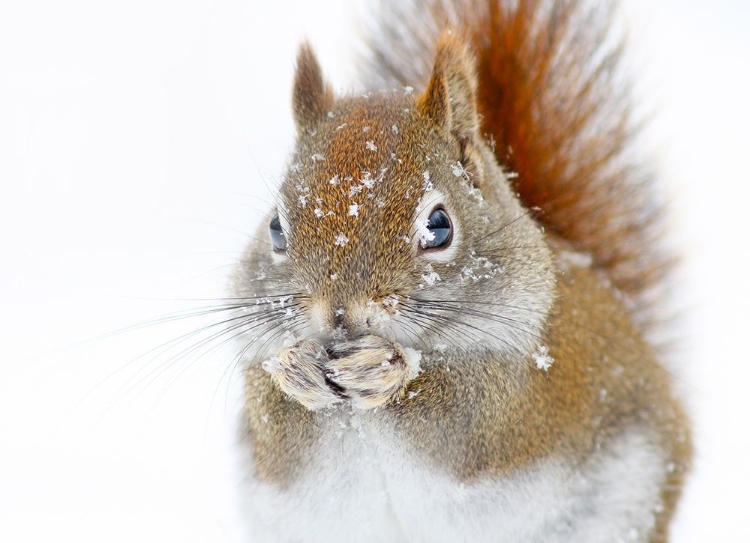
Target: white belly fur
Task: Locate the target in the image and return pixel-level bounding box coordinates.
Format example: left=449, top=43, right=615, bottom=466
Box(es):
left=236, top=410, right=666, bottom=543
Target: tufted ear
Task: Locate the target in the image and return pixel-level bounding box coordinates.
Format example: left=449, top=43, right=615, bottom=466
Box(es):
left=292, top=43, right=335, bottom=133
left=417, top=34, right=479, bottom=150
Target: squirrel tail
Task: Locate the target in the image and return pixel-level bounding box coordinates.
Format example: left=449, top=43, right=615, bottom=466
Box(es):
left=361, top=0, right=672, bottom=345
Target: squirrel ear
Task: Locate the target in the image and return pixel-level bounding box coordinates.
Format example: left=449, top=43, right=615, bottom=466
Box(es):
left=417, top=34, right=479, bottom=148
left=292, top=43, right=335, bottom=133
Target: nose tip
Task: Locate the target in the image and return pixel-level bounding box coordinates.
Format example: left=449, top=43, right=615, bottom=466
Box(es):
left=309, top=299, right=371, bottom=340
left=333, top=304, right=369, bottom=339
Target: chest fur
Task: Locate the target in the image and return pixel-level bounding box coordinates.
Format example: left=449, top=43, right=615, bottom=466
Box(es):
left=238, top=412, right=666, bottom=543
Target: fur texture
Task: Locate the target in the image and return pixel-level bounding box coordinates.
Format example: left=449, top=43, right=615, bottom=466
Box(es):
left=230, top=1, right=691, bottom=541
left=363, top=0, right=672, bottom=343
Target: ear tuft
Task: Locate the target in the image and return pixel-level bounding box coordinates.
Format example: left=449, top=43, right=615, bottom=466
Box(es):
left=417, top=34, right=479, bottom=146
left=292, top=43, right=334, bottom=133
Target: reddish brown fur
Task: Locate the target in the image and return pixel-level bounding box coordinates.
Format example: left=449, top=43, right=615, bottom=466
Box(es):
left=367, top=0, right=671, bottom=340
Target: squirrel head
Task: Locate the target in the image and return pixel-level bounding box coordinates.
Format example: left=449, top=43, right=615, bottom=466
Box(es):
left=234, top=35, right=556, bottom=357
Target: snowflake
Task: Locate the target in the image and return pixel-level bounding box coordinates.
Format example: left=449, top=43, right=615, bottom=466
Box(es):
left=421, top=264, right=441, bottom=286
left=451, top=160, right=468, bottom=178
left=533, top=345, right=555, bottom=371
left=334, top=231, right=349, bottom=247
left=360, top=171, right=375, bottom=188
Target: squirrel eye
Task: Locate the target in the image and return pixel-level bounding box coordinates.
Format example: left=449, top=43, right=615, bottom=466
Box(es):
left=422, top=208, right=453, bottom=250
left=269, top=215, right=287, bottom=252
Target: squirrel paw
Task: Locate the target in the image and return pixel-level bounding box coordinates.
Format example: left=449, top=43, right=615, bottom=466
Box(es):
left=263, top=339, right=345, bottom=410
left=326, top=335, right=418, bottom=410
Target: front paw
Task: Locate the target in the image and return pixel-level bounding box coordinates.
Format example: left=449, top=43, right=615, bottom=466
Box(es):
left=263, top=339, right=345, bottom=410
left=326, top=336, right=421, bottom=409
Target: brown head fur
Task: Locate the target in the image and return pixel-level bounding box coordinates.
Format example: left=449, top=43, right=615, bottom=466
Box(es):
left=277, top=40, right=554, bottom=342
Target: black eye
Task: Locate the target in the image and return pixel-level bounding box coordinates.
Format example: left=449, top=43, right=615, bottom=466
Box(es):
left=422, top=207, right=452, bottom=250
left=269, top=215, right=287, bottom=252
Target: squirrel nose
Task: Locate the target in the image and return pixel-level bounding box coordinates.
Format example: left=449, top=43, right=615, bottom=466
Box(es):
left=334, top=306, right=368, bottom=338
left=308, top=299, right=370, bottom=339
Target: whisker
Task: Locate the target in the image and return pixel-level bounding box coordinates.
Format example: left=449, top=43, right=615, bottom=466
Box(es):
left=153, top=310, right=300, bottom=412
left=123, top=293, right=306, bottom=304
left=478, top=244, right=549, bottom=252
left=410, top=298, right=543, bottom=337
left=74, top=294, right=303, bottom=350
left=101, top=307, right=294, bottom=415
left=75, top=304, right=284, bottom=406
left=397, top=307, right=458, bottom=350
left=402, top=302, right=531, bottom=354
left=81, top=295, right=302, bottom=386
left=393, top=316, right=431, bottom=351
left=141, top=307, right=295, bottom=388
left=215, top=315, right=307, bottom=416
left=401, top=304, right=507, bottom=352
left=407, top=295, right=686, bottom=385
left=475, top=208, right=535, bottom=244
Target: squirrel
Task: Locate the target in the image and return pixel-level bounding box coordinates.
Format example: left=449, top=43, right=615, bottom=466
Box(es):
left=230, top=0, right=691, bottom=541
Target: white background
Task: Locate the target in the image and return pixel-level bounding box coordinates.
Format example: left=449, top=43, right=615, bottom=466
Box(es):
left=0, top=0, right=748, bottom=541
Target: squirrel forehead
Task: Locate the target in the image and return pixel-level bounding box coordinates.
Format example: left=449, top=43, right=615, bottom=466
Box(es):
left=283, top=96, right=456, bottom=217
left=275, top=96, right=461, bottom=283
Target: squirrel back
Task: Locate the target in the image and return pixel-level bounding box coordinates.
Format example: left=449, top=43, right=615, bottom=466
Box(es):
left=362, top=0, right=670, bottom=342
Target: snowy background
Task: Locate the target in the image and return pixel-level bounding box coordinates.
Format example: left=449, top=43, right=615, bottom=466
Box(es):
left=0, top=0, right=748, bottom=541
